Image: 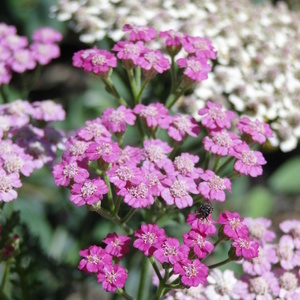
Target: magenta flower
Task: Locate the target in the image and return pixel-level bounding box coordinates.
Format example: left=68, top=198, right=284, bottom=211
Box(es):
left=106, top=164, right=141, bottom=189
left=69, top=178, right=108, bottom=206
left=117, top=181, right=154, bottom=208
left=177, top=56, right=211, bottom=82
left=231, top=237, right=259, bottom=259
left=101, top=106, right=136, bottom=133
left=198, top=170, right=231, bottom=202
left=203, top=130, right=242, bottom=156
left=103, top=232, right=131, bottom=259
left=237, top=116, right=273, bottom=144
left=78, top=245, right=112, bottom=273
left=52, top=157, right=89, bottom=187
left=187, top=213, right=217, bottom=236
left=112, top=41, right=144, bottom=67
left=30, top=43, right=60, bottom=65
left=133, top=223, right=166, bottom=256
left=182, top=36, right=217, bottom=60
left=97, top=263, right=128, bottom=292
left=137, top=49, right=170, bottom=78
left=183, top=229, right=214, bottom=258
left=172, top=153, right=203, bottom=179
left=86, top=141, right=121, bottom=163
left=232, top=142, right=266, bottom=177
left=198, top=101, right=236, bottom=130
left=123, top=24, right=156, bottom=42
left=165, top=115, right=200, bottom=142
left=133, top=103, right=169, bottom=128
left=173, top=258, right=209, bottom=287
left=77, top=118, right=111, bottom=142
left=141, top=160, right=164, bottom=196
left=63, top=137, right=89, bottom=161
left=143, top=139, right=172, bottom=167
left=31, top=100, right=65, bottom=122
left=72, top=48, right=97, bottom=68
left=0, top=170, right=22, bottom=202
left=0, top=63, right=12, bottom=85
left=32, top=27, right=62, bottom=43
left=10, top=49, right=36, bottom=73
left=153, top=237, right=189, bottom=265
left=244, top=217, right=276, bottom=245
left=160, top=30, right=185, bottom=47
left=117, top=146, right=142, bottom=165
left=161, top=175, right=198, bottom=208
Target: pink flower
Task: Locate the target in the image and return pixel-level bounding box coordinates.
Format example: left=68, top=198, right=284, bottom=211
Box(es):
left=160, top=30, right=185, bottom=47
left=117, top=146, right=142, bottom=165
left=183, top=229, right=214, bottom=258
left=0, top=63, right=12, bottom=85
left=85, top=141, right=121, bottom=163
left=0, top=170, right=22, bottom=202
left=164, top=115, right=200, bottom=142
left=52, top=157, right=89, bottom=187
left=198, top=170, right=231, bottom=202
left=69, top=178, right=108, bottom=206
left=31, top=100, right=65, bottom=122
left=137, top=49, right=170, bottom=78
left=77, top=118, right=111, bottom=142
left=72, top=48, right=97, bottom=68
left=237, top=117, right=273, bottom=144
left=141, top=161, right=164, bottom=196
left=218, top=211, right=249, bottom=239
left=172, top=153, right=203, bottom=179
left=133, top=103, right=169, bottom=128
left=244, top=217, right=276, bottom=245
left=78, top=245, right=112, bottom=273
left=30, top=43, right=60, bottom=65
left=232, top=142, right=266, bottom=177
left=231, top=237, right=259, bottom=259
left=182, top=36, right=217, bottom=60
left=203, top=130, right=242, bottom=156
left=2, top=34, right=28, bottom=50
left=103, top=232, right=131, bottom=258
left=274, top=268, right=300, bottom=299
left=101, top=106, right=136, bottom=133
left=97, top=263, right=128, bottom=292
left=63, top=137, right=89, bottom=161
left=279, top=219, right=300, bottom=248
left=177, top=56, right=211, bottom=82
left=10, top=49, right=36, bottom=73
left=0, top=23, right=17, bottom=38
left=173, top=258, right=209, bottom=287
left=32, top=27, right=62, bottom=43
left=161, top=175, right=198, bottom=209
left=153, top=237, right=189, bottom=265
left=133, top=223, right=166, bottom=256
left=198, top=101, right=236, bottom=130
left=143, top=139, right=172, bottom=167
left=1, top=153, right=35, bottom=177
left=187, top=213, right=217, bottom=236
left=123, top=24, right=156, bottom=42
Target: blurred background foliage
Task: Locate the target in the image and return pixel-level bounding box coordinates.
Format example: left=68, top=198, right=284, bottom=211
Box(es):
left=0, top=0, right=300, bottom=299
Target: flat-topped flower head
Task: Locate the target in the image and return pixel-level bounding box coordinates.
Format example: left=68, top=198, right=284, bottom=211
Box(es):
left=72, top=48, right=97, bottom=68
left=275, top=269, right=300, bottom=299
left=183, top=229, right=214, bottom=258
left=173, top=258, right=209, bottom=287
left=153, top=237, right=189, bottom=265
left=0, top=170, right=22, bottom=202
left=30, top=43, right=60, bottom=65
left=198, top=101, right=236, bottom=130
left=86, top=141, right=121, bottom=163
left=177, top=56, right=211, bottom=83
left=133, top=223, right=166, bottom=256
left=279, top=219, right=300, bottom=248
left=198, top=170, right=231, bottom=202
left=218, top=210, right=249, bottom=239
left=97, top=263, right=128, bottom=292
left=78, top=245, right=112, bottom=273
left=231, top=236, right=259, bottom=259
left=123, top=24, right=156, bottom=42
left=2, top=153, right=34, bottom=177
left=137, top=49, right=170, bottom=78
left=160, top=29, right=185, bottom=47
left=141, top=160, right=164, bottom=196
left=31, top=100, right=65, bottom=122
left=117, top=146, right=142, bottom=165
left=32, top=27, right=62, bottom=43
left=237, top=116, right=273, bottom=144
left=172, top=153, right=202, bottom=179
left=134, top=103, right=169, bottom=128
left=103, top=232, right=131, bottom=259
left=187, top=213, right=217, bottom=236
left=232, top=142, right=266, bottom=177
left=112, top=41, right=144, bottom=67
left=203, top=130, right=242, bottom=156
left=182, top=36, right=217, bottom=60
left=143, top=139, right=172, bottom=167
left=10, top=49, right=36, bottom=73
left=161, top=175, right=198, bottom=209
left=77, top=118, right=111, bottom=142
left=69, top=178, right=108, bottom=206
left=101, top=106, right=136, bottom=133
left=63, top=137, right=88, bottom=161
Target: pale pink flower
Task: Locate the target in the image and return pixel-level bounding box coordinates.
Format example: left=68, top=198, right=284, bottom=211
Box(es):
left=0, top=44, right=11, bottom=61
left=1, top=153, right=34, bottom=177
left=123, top=24, right=156, bottom=42
left=30, top=43, right=60, bottom=65
left=77, top=118, right=111, bottom=142
left=31, top=100, right=65, bottom=122
left=0, top=23, right=17, bottom=39
left=0, top=62, right=12, bottom=85
left=160, top=30, right=185, bottom=47
left=10, top=49, right=36, bottom=73
left=143, top=139, right=172, bottom=167
left=103, top=232, right=131, bottom=259
left=2, top=34, right=28, bottom=50
left=0, top=170, right=22, bottom=202
left=63, top=137, right=89, bottom=161
left=85, top=141, right=121, bottom=163
left=32, top=27, right=62, bottom=43
left=117, top=146, right=142, bottom=165
left=280, top=219, right=300, bottom=249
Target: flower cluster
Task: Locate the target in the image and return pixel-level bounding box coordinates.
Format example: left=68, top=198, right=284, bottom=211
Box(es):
left=0, top=23, right=62, bottom=86
left=52, top=0, right=300, bottom=151
left=0, top=100, right=66, bottom=202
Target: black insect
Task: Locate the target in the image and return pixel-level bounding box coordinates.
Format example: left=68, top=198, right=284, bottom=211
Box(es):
left=196, top=203, right=213, bottom=220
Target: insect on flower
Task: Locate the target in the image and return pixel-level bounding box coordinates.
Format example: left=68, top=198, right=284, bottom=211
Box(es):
left=196, top=202, right=213, bottom=220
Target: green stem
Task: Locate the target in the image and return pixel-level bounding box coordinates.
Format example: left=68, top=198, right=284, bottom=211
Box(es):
left=149, top=256, right=163, bottom=282
left=204, top=151, right=211, bottom=170
left=137, top=256, right=150, bottom=300
left=27, top=64, right=42, bottom=95
left=208, top=257, right=232, bottom=269
left=0, top=85, right=9, bottom=104
left=216, top=157, right=235, bottom=175
left=170, top=55, right=176, bottom=92
left=136, top=116, right=146, bottom=142
left=135, top=78, right=149, bottom=104
left=1, top=261, right=10, bottom=290
left=121, top=208, right=137, bottom=224
left=117, top=288, right=136, bottom=300
left=104, top=175, right=115, bottom=213
left=165, top=88, right=184, bottom=109
left=135, top=66, right=141, bottom=91
left=112, top=196, right=122, bottom=217
left=155, top=281, right=165, bottom=300
left=127, top=68, right=138, bottom=100
left=213, top=157, right=221, bottom=172
left=102, top=78, right=128, bottom=107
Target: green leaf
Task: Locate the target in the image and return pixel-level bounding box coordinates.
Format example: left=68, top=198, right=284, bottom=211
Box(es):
left=268, top=156, right=300, bottom=194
